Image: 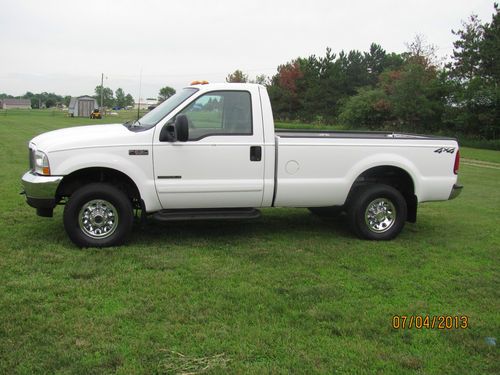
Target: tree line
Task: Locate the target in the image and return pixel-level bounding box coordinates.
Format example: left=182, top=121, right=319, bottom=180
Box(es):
left=227, top=4, right=499, bottom=142
left=93, top=86, right=135, bottom=108
left=0, top=87, right=136, bottom=109
left=0, top=85, right=178, bottom=109
left=0, top=91, right=69, bottom=109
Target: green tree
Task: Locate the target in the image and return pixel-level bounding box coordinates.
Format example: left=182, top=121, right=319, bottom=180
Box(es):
left=338, top=88, right=392, bottom=129
left=481, top=3, right=500, bottom=82
left=389, top=63, right=445, bottom=132
left=115, top=88, right=126, bottom=108
left=364, top=43, right=404, bottom=84
left=449, top=15, right=484, bottom=81
left=267, top=45, right=406, bottom=122
left=344, top=50, right=370, bottom=95
left=226, top=70, right=248, bottom=83
left=124, top=94, right=135, bottom=107
left=268, top=61, right=304, bottom=120
left=295, top=54, right=325, bottom=121
left=446, top=4, right=499, bottom=139
left=94, top=86, right=114, bottom=108
left=480, top=3, right=500, bottom=139
left=251, top=74, right=268, bottom=85
left=25, top=92, right=63, bottom=108
left=22, top=92, right=37, bottom=108
left=158, top=86, right=176, bottom=102
left=339, top=35, right=446, bottom=133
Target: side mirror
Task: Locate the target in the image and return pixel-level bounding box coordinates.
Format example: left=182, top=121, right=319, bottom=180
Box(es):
left=158, top=115, right=189, bottom=142
left=175, top=114, right=189, bottom=142
left=159, top=123, right=176, bottom=142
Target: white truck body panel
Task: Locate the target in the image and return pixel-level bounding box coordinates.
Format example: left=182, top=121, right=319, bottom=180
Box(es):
left=274, top=136, right=458, bottom=206
left=152, top=85, right=267, bottom=209
left=30, top=125, right=163, bottom=212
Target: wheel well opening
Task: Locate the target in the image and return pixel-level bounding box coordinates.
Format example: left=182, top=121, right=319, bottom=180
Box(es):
left=56, top=167, right=141, bottom=205
left=351, top=166, right=417, bottom=222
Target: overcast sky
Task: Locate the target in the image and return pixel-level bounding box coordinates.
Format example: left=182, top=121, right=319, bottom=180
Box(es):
left=0, top=0, right=495, bottom=99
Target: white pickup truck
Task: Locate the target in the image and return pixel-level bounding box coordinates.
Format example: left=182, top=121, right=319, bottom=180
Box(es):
left=21, top=83, right=462, bottom=247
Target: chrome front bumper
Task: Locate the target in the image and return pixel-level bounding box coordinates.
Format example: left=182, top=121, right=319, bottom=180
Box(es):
left=21, top=171, right=63, bottom=216
left=449, top=184, right=463, bottom=200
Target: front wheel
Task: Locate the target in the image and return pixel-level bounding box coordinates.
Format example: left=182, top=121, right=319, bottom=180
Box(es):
left=347, top=184, right=407, bottom=240
left=63, top=183, right=134, bottom=247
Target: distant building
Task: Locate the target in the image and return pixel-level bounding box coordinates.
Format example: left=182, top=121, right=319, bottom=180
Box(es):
left=0, top=98, right=31, bottom=109
left=68, top=96, right=98, bottom=117
left=135, top=97, right=158, bottom=110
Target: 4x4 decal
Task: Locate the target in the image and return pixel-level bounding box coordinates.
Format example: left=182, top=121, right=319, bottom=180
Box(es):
left=434, top=147, right=455, bottom=154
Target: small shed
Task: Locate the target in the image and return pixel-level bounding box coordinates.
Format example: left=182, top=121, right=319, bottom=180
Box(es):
left=0, top=98, right=31, bottom=109
left=68, top=96, right=98, bottom=117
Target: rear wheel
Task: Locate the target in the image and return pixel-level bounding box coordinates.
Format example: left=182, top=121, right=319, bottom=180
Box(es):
left=63, top=183, right=133, bottom=247
left=347, top=184, right=407, bottom=240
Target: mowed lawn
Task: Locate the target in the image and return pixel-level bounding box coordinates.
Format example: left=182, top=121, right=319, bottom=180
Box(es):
left=0, top=110, right=498, bottom=374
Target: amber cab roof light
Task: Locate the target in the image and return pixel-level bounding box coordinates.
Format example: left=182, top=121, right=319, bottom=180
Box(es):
left=190, top=80, right=209, bottom=85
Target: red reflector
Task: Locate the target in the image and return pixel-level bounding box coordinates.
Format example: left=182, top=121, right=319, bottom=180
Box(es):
left=454, top=149, right=460, bottom=174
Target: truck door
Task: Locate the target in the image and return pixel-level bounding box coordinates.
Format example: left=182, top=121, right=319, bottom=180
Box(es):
left=152, top=89, right=265, bottom=209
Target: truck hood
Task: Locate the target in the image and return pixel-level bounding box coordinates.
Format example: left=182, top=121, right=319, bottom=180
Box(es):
left=30, top=124, right=151, bottom=152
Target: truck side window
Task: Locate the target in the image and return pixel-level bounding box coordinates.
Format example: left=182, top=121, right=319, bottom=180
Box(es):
left=180, top=91, right=252, bottom=140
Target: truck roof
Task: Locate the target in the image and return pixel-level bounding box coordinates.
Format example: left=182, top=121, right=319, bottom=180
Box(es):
left=185, top=82, right=265, bottom=91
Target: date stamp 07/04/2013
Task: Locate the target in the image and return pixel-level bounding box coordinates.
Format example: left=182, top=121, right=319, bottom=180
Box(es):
left=392, top=315, right=469, bottom=330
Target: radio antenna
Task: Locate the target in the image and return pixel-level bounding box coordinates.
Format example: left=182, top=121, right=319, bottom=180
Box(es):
left=137, top=68, right=142, bottom=121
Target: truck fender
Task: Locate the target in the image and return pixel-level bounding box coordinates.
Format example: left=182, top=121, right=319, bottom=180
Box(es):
left=52, top=151, right=162, bottom=212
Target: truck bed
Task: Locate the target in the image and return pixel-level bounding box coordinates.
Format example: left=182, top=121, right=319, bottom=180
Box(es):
left=272, top=128, right=459, bottom=208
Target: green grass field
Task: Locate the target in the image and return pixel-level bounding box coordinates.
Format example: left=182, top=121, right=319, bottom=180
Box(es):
left=0, top=109, right=499, bottom=374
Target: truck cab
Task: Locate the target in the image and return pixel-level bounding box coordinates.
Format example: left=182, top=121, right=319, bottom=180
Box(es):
left=151, top=84, right=275, bottom=209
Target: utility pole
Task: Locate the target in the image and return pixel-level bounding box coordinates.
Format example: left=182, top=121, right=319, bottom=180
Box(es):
left=100, top=73, right=104, bottom=110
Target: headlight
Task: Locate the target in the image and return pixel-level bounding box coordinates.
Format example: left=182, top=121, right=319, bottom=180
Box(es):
left=34, top=150, right=51, bottom=175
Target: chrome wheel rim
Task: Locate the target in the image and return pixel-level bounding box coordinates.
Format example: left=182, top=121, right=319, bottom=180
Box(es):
left=78, top=199, right=118, bottom=239
left=364, top=198, right=396, bottom=233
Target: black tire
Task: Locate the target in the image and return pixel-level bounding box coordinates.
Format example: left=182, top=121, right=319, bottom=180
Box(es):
left=308, top=206, right=343, bottom=218
left=347, top=184, right=407, bottom=240
left=63, top=183, right=134, bottom=247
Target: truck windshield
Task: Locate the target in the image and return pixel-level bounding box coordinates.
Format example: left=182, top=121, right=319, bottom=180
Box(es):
left=125, top=88, right=198, bottom=129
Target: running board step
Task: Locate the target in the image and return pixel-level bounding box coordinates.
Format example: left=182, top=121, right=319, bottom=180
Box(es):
left=152, top=208, right=261, bottom=222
